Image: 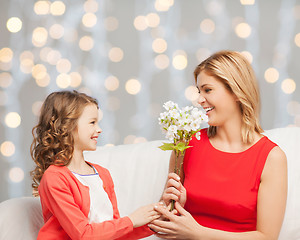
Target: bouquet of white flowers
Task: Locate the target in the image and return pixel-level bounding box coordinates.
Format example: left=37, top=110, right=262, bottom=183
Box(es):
left=158, top=101, right=208, bottom=209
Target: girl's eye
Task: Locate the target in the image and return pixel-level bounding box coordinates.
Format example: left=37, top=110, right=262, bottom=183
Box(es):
left=90, top=121, right=95, bottom=124
left=205, top=88, right=211, bottom=93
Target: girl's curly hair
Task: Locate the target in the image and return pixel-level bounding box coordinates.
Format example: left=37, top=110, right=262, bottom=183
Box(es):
left=30, top=90, right=98, bottom=196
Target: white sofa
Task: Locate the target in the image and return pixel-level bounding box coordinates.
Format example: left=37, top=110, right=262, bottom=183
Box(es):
left=0, top=127, right=299, bottom=240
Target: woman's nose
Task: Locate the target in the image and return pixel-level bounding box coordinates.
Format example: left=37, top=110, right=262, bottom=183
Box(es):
left=197, top=93, right=206, bottom=105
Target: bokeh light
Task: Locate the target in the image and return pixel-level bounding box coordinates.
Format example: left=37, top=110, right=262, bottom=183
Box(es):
left=172, top=51, right=188, bottom=70
left=104, top=17, right=119, bottom=31
left=123, top=135, right=136, bottom=144
left=32, top=101, right=43, bottom=116
left=0, top=72, right=13, bottom=88
left=0, top=48, right=13, bottom=63
left=32, top=64, right=47, bottom=79
left=154, top=0, right=174, bottom=12
left=79, top=36, right=94, bottom=51
left=287, top=101, right=300, bottom=116
left=241, top=51, right=253, bottom=63
left=32, top=27, right=48, bottom=47
left=235, top=22, right=251, bottom=38
left=264, top=67, right=279, bottom=83
left=84, top=0, right=99, bottom=13
left=70, top=72, right=82, bottom=87
left=146, top=13, right=160, bottom=28
left=105, top=76, right=119, bottom=91
left=34, top=1, right=50, bottom=15
left=82, top=13, right=97, bottom=28
left=35, top=73, right=50, bottom=87
left=152, top=38, right=167, bottom=53
left=240, top=0, right=255, bottom=5
left=20, top=59, right=34, bottom=73
left=0, top=141, right=15, bottom=157
left=56, top=73, right=71, bottom=88
left=134, top=16, right=148, bottom=31
left=49, top=24, right=64, bottom=39
left=154, top=54, right=169, bottom=69
left=200, top=19, right=215, bottom=34
left=125, top=79, right=141, bottom=95
left=39, top=47, right=52, bottom=62
left=6, top=17, right=22, bottom=33
left=108, top=47, right=124, bottom=62
left=281, top=78, right=296, bottom=94
left=295, top=33, right=300, bottom=47
left=47, top=49, right=62, bottom=65
left=50, top=1, right=66, bottom=16
left=56, top=58, right=72, bottom=73
left=185, top=86, right=199, bottom=101
left=5, top=112, right=21, bottom=128
left=9, top=167, right=24, bottom=183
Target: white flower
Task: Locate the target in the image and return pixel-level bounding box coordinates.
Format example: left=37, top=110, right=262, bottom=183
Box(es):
left=169, top=109, right=180, bottom=119
left=168, top=125, right=178, bottom=134
left=163, top=101, right=178, bottom=111
left=191, top=121, right=200, bottom=131
left=183, top=125, right=192, bottom=132
left=195, top=132, right=201, bottom=140
left=158, top=101, right=207, bottom=143
left=183, top=106, right=193, bottom=112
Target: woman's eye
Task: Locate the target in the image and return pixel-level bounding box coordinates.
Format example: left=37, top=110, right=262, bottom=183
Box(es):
left=90, top=121, right=95, bottom=124
left=205, top=89, right=211, bottom=93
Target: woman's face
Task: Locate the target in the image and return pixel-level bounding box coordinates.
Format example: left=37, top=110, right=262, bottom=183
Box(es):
left=196, top=71, right=241, bottom=127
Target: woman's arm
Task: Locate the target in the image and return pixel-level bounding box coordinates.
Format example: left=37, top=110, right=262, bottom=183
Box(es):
left=149, top=146, right=288, bottom=240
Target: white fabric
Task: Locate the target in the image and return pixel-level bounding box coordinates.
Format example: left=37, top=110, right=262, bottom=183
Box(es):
left=72, top=168, right=114, bottom=223
left=0, top=128, right=299, bottom=240
left=263, top=127, right=300, bottom=240
left=0, top=197, right=43, bottom=240
left=84, top=140, right=171, bottom=218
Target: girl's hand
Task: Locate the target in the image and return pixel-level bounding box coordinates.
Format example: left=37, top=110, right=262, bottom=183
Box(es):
left=128, top=203, right=161, bottom=228
left=162, top=173, right=187, bottom=207
left=149, top=202, right=203, bottom=239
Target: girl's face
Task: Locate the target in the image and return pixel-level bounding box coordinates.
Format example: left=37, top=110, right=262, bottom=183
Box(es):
left=196, top=71, right=241, bottom=127
left=73, top=104, right=102, bottom=152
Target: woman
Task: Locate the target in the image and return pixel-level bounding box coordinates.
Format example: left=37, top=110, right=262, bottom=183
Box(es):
left=149, top=50, right=287, bottom=240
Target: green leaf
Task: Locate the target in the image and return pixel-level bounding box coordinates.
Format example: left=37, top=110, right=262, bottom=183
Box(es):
left=173, top=142, right=192, bottom=153
left=158, top=142, right=175, bottom=151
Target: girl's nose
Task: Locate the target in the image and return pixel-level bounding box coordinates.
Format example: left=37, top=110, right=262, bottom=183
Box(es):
left=97, top=127, right=102, bottom=134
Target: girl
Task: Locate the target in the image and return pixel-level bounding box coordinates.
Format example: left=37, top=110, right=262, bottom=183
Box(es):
left=31, top=90, right=159, bottom=240
left=149, top=50, right=287, bottom=240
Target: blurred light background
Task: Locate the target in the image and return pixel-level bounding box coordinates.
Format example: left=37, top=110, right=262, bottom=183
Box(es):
left=0, top=0, right=299, bottom=201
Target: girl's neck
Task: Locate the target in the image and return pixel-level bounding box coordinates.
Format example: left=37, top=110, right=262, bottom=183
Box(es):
left=67, top=149, right=94, bottom=174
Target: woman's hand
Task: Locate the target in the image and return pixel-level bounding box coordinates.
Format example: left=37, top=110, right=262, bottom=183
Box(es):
left=149, top=202, right=203, bottom=239
left=162, top=173, right=187, bottom=207
left=128, top=203, right=161, bottom=228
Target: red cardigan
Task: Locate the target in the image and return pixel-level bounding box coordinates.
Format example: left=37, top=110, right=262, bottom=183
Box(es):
left=38, top=163, right=152, bottom=240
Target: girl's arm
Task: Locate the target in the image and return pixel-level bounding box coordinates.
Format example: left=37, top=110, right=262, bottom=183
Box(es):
left=149, top=146, right=287, bottom=240
left=39, top=171, right=159, bottom=240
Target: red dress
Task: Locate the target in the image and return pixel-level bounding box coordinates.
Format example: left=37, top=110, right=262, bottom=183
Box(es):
left=183, top=129, right=277, bottom=232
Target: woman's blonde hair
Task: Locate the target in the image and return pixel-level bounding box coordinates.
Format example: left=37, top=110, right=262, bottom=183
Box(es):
left=194, top=50, right=263, bottom=143
left=30, top=90, right=98, bottom=196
